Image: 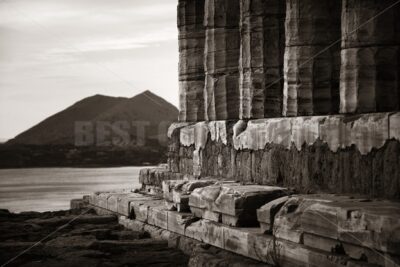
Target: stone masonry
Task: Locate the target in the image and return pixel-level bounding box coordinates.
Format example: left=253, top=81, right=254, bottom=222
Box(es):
left=85, top=1, right=400, bottom=267
left=174, top=0, right=400, bottom=199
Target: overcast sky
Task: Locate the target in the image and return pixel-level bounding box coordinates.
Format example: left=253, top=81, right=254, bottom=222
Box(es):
left=0, top=0, right=178, bottom=140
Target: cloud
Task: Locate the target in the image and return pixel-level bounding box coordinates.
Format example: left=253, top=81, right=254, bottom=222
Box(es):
left=0, top=0, right=179, bottom=138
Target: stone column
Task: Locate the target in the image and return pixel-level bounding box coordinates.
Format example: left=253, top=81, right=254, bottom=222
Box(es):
left=204, top=0, right=241, bottom=121
left=178, top=0, right=206, bottom=122
left=283, top=0, right=341, bottom=116
left=239, top=0, right=286, bottom=119
left=340, top=0, right=400, bottom=113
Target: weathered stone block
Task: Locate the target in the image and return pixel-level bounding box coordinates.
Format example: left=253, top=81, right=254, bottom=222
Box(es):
left=185, top=219, right=224, bottom=249
left=118, top=193, right=152, bottom=217
left=275, top=195, right=400, bottom=255
left=223, top=227, right=260, bottom=256
left=190, top=206, right=221, bottom=222
left=190, top=184, right=288, bottom=226
left=167, top=211, right=195, bottom=235
left=163, top=179, right=218, bottom=212
left=130, top=199, right=163, bottom=223
left=257, top=196, right=289, bottom=233
left=147, top=204, right=169, bottom=229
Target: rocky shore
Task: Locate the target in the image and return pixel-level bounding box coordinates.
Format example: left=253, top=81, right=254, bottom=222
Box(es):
left=0, top=208, right=189, bottom=267
left=0, top=206, right=267, bottom=267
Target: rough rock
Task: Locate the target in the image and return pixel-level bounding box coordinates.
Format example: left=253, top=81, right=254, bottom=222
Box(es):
left=0, top=210, right=189, bottom=267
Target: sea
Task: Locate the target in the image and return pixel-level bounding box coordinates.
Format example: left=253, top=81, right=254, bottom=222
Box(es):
left=0, top=167, right=144, bottom=213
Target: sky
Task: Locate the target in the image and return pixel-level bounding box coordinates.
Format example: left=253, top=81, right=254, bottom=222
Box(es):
left=0, top=0, right=179, bottom=140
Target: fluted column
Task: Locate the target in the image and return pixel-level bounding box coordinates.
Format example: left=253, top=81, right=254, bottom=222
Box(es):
left=178, top=0, right=206, bottom=122
left=239, top=0, right=286, bottom=119
left=340, top=0, right=400, bottom=113
left=204, top=0, right=241, bottom=121
left=283, top=0, right=341, bottom=116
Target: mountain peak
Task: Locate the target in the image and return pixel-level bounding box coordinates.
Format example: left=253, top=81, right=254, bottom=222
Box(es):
left=9, top=91, right=178, bottom=146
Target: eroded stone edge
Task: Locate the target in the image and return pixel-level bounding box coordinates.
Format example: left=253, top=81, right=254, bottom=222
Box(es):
left=169, top=112, right=399, bottom=156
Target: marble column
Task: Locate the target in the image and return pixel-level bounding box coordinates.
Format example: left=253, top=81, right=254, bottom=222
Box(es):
left=178, top=0, right=206, bottom=122
left=239, top=0, right=286, bottom=119
left=283, top=0, right=341, bottom=116
left=204, top=0, right=241, bottom=121
left=340, top=0, right=400, bottom=113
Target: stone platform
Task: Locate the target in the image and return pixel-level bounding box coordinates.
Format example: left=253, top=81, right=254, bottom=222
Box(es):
left=168, top=112, right=400, bottom=199
left=84, top=184, right=400, bottom=267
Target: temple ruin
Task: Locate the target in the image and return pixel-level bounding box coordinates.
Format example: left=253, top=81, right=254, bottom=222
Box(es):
left=173, top=0, right=400, bottom=199
left=83, top=1, right=400, bottom=266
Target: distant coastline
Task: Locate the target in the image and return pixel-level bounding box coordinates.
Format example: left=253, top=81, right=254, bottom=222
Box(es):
left=0, top=143, right=166, bottom=169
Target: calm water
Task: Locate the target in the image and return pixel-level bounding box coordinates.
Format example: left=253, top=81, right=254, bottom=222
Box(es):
left=0, top=167, right=145, bottom=213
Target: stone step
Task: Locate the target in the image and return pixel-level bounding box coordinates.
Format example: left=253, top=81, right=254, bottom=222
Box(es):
left=189, top=184, right=289, bottom=226
left=139, top=167, right=185, bottom=194
left=270, top=195, right=400, bottom=256
left=162, top=179, right=222, bottom=212
left=89, top=192, right=400, bottom=266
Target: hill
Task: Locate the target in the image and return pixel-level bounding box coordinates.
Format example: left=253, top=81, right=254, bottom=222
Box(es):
left=8, top=91, right=178, bottom=146
left=0, top=91, right=178, bottom=168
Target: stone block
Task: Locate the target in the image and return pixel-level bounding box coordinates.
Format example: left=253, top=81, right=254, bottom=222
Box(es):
left=274, top=196, right=322, bottom=243
left=275, top=195, right=400, bottom=255
left=257, top=196, right=289, bottom=233
left=303, top=233, right=343, bottom=254
left=163, top=179, right=217, bottom=212
left=167, top=211, right=196, bottom=235
left=107, top=194, right=125, bottom=213
left=96, top=193, right=111, bottom=210
left=276, top=239, right=349, bottom=267
left=247, top=232, right=275, bottom=263
left=117, top=194, right=152, bottom=217
left=190, top=184, right=288, bottom=227
left=185, top=219, right=224, bottom=249
left=223, top=227, right=260, bottom=256
left=133, top=201, right=166, bottom=229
